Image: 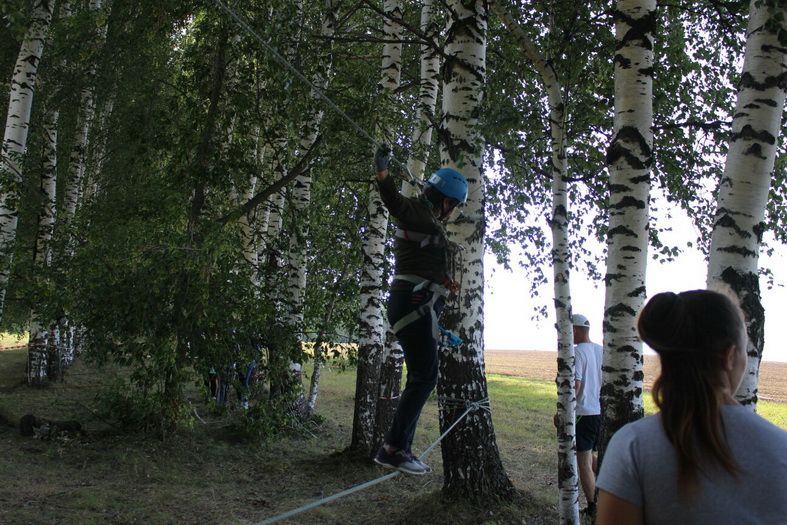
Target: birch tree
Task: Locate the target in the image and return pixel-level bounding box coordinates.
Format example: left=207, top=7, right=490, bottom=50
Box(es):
left=436, top=0, right=514, bottom=499
left=600, top=0, right=655, bottom=455
left=25, top=0, right=76, bottom=384
left=0, top=0, right=55, bottom=321
left=27, top=106, right=58, bottom=384
left=305, top=260, right=349, bottom=415
left=237, top=128, right=260, bottom=283
left=490, top=2, right=580, bottom=520
left=282, top=0, right=337, bottom=411
left=351, top=0, right=403, bottom=455
left=372, top=0, right=441, bottom=451
left=707, top=0, right=786, bottom=410
left=62, top=0, right=105, bottom=225
left=402, top=0, right=440, bottom=197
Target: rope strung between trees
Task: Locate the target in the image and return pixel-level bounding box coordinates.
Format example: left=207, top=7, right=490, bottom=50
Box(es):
left=206, top=11, right=490, bottom=520
left=254, top=397, right=490, bottom=525
left=212, top=0, right=418, bottom=185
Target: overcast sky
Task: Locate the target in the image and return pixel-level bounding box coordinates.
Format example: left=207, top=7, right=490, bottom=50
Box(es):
left=483, top=202, right=787, bottom=363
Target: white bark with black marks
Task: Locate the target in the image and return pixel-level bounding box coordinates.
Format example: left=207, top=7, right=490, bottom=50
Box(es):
left=283, top=0, right=337, bottom=410
left=0, top=0, right=55, bottom=320
left=707, top=0, right=786, bottom=410
left=379, top=0, right=403, bottom=92
left=600, top=0, right=655, bottom=457
left=436, top=0, right=514, bottom=500
left=402, top=0, right=440, bottom=198
left=62, top=0, right=105, bottom=224
left=489, top=2, right=580, bottom=519
left=351, top=0, right=403, bottom=455
left=28, top=107, right=59, bottom=385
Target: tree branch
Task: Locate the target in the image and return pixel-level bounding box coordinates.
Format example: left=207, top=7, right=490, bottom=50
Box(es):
left=216, top=134, right=323, bottom=226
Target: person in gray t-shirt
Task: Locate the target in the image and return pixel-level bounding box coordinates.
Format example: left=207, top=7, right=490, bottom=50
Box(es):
left=597, top=290, right=787, bottom=525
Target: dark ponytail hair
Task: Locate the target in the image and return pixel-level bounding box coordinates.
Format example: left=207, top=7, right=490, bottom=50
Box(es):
left=637, top=290, right=744, bottom=496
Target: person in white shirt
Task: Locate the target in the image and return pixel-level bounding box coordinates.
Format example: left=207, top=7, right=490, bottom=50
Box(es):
left=572, top=313, right=603, bottom=515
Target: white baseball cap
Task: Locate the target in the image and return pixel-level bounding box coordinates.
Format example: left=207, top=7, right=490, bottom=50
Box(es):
left=572, top=314, right=590, bottom=328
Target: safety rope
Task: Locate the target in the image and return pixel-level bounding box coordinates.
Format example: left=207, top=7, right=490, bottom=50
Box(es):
left=254, top=397, right=490, bottom=525
left=213, top=0, right=417, bottom=184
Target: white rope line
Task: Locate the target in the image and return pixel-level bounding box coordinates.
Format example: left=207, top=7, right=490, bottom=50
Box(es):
left=254, top=397, right=490, bottom=525
left=212, top=0, right=417, bottom=184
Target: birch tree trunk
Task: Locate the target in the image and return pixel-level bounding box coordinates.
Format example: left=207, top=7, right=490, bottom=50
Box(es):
left=547, top=85, right=580, bottom=525
left=350, top=0, right=402, bottom=455
left=305, top=261, right=348, bottom=416
left=402, top=0, right=440, bottom=197
left=489, top=3, right=580, bottom=519
left=62, top=0, right=105, bottom=225
left=436, top=0, right=514, bottom=500
left=372, top=329, right=404, bottom=450
left=411, top=0, right=439, bottom=169
left=252, top=139, right=276, bottom=275
left=264, top=151, right=291, bottom=399
left=260, top=140, right=288, bottom=258
left=599, top=0, right=655, bottom=458
left=0, top=0, right=55, bottom=321
left=379, top=0, right=404, bottom=91
left=237, top=128, right=262, bottom=284
left=28, top=108, right=59, bottom=385
left=372, top=0, right=441, bottom=451
left=55, top=0, right=106, bottom=370
left=83, top=95, right=114, bottom=203
left=283, top=0, right=337, bottom=411
left=707, top=0, right=786, bottom=410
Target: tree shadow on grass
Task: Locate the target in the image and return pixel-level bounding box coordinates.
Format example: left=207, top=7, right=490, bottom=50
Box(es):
left=391, top=488, right=558, bottom=525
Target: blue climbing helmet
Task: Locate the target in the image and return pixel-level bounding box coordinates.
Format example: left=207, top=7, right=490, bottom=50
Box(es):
left=425, top=167, right=468, bottom=203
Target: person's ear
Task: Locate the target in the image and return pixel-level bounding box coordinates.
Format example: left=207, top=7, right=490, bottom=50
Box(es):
left=723, top=344, right=737, bottom=372
left=440, top=198, right=452, bottom=217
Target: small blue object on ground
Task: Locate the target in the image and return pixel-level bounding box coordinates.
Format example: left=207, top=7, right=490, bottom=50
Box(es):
left=374, top=448, right=431, bottom=475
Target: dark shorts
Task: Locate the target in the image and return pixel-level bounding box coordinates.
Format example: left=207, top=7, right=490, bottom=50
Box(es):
left=576, top=414, right=601, bottom=452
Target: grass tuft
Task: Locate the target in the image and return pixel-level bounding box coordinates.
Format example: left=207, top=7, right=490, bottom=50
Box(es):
left=0, top=348, right=783, bottom=524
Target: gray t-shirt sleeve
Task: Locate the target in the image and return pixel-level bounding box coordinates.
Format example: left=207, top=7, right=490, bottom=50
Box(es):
left=597, top=423, right=644, bottom=506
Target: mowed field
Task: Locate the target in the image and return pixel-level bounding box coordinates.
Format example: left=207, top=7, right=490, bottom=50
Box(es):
left=486, top=349, right=787, bottom=404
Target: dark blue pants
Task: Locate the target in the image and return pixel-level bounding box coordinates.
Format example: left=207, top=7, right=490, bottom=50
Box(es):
left=384, top=288, right=444, bottom=451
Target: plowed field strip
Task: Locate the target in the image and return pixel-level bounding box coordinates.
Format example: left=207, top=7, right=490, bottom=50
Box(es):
left=486, top=349, right=786, bottom=403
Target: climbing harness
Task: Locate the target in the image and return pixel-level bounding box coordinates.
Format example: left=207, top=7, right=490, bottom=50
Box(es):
left=390, top=274, right=448, bottom=339
left=389, top=202, right=466, bottom=348
left=254, top=397, right=490, bottom=525
left=204, top=7, right=489, bottom=522
left=394, top=228, right=444, bottom=248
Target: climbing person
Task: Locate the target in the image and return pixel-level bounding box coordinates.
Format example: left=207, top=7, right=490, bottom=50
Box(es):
left=371, top=144, right=467, bottom=475
left=597, top=290, right=787, bottom=525
left=571, top=313, right=603, bottom=516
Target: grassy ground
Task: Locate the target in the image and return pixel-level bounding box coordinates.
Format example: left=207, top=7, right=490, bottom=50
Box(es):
left=0, top=349, right=561, bottom=525
left=0, top=348, right=784, bottom=524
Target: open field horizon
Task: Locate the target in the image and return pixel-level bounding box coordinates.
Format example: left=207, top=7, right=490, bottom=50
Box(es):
left=3, top=336, right=785, bottom=403
left=486, top=349, right=787, bottom=404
